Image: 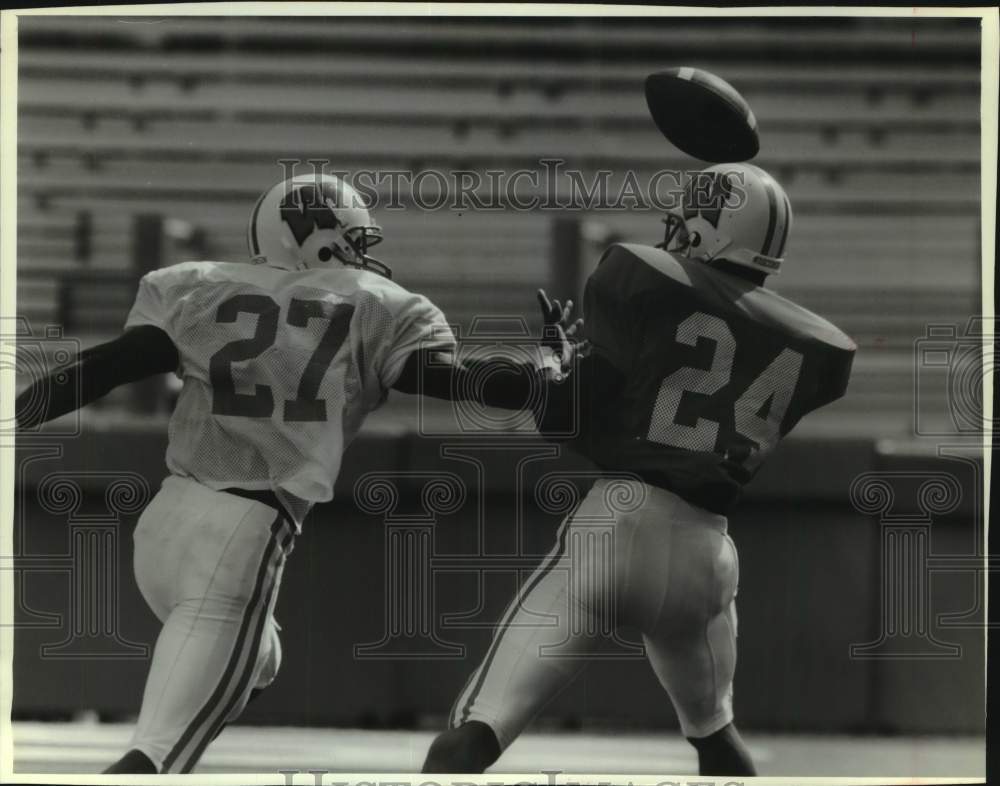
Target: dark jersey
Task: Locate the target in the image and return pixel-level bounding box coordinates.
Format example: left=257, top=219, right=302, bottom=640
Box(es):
left=552, top=243, right=855, bottom=515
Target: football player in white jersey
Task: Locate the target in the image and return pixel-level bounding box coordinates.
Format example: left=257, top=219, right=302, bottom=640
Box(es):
left=14, top=173, right=574, bottom=774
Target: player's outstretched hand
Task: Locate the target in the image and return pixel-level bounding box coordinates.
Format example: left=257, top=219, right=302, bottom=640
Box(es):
left=537, top=289, right=585, bottom=371
left=537, top=289, right=583, bottom=337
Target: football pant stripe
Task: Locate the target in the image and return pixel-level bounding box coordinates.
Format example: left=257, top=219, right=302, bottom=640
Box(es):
left=456, top=513, right=573, bottom=725
left=449, top=670, right=478, bottom=728
left=160, top=513, right=284, bottom=772
left=179, top=529, right=292, bottom=772
left=447, top=574, right=488, bottom=727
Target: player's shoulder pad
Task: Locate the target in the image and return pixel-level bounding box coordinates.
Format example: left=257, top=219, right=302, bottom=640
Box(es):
left=305, top=266, right=442, bottom=321
left=140, top=259, right=234, bottom=288
left=751, top=289, right=857, bottom=352
left=594, top=243, right=694, bottom=292
left=331, top=267, right=411, bottom=304
left=351, top=269, right=413, bottom=302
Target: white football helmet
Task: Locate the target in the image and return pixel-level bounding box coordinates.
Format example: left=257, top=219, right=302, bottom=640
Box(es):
left=247, top=173, right=388, bottom=277
left=659, top=163, right=792, bottom=276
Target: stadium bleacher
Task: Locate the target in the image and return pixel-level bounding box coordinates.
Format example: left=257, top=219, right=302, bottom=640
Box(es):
left=15, top=15, right=983, bottom=436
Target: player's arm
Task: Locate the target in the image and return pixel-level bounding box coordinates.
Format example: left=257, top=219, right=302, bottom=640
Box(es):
left=392, top=290, right=579, bottom=410
left=534, top=264, right=631, bottom=440
left=391, top=343, right=568, bottom=411
left=14, top=325, right=179, bottom=429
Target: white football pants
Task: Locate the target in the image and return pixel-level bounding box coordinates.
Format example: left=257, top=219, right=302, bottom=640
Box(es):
left=128, top=475, right=294, bottom=772
left=449, top=478, right=740, bottom=747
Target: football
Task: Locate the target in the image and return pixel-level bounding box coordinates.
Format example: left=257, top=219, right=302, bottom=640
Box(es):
left=645, top=67, right=760, bottom=163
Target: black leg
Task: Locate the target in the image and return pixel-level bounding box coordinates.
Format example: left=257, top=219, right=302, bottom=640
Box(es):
left=103, top=748, right=157, bottom=774
left=687, top=722, right=757, bottom=776
left=422, top=721, right=501, bottom=773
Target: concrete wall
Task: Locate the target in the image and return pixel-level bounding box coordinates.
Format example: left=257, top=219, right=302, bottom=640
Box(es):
left=10, top=428, right=985, bottom=734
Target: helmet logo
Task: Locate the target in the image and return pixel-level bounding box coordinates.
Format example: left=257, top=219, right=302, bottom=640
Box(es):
left=682, top=171, right=734, bottom=229
left=280, top=184, right=343, bottom=246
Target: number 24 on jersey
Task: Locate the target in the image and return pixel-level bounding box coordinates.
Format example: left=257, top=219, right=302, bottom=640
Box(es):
left=647, top=311, right=804, bottom=471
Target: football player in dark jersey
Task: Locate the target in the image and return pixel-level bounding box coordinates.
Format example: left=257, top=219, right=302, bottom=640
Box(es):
left=424, top=163, right=856, bottom=776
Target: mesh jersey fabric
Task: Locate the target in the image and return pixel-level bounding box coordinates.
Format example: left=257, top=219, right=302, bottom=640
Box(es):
left=553, top=243, right=856, bottom=514
left=126, top=260, right=455, bottom=527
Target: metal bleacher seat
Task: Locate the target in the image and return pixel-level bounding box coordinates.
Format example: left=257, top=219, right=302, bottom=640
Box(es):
left=18, top=114, right=980, bottom=171
left=14, top=16, right=983, bottom=437
left=16, top=15, right=980, bottom=58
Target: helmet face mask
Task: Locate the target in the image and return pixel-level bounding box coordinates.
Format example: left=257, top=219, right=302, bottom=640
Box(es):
left=340, top=225, right=390, bottom=278
left=658, top=211, right=709, bottom=258
left=319, top=224, right=389, bottom=278
left=658, top=212, right=691, bottom=254
left=248, top=173, right=392, bottom=278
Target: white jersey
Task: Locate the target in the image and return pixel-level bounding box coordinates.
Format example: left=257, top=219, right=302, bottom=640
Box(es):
left=125, top=260, right=455, bottom=527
